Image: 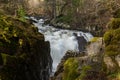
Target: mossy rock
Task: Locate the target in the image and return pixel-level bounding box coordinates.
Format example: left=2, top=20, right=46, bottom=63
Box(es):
left=104, top=28, right=120, bottom=57
left=104, top=13, right=120, bottom=79
left=0, top=53, right=26, bottom=80
left=0, top=14, right=44, bottom=55
left=76, top=65, right=92, bottom=80
left=0, top=14, right=51, bottom=80
left=107, top=18, right=120, bottom=29
left=104, top=30, right=113, bottom=46
left=105, top=45, right=119, bottom=57
left=90, top=37, right=101, bottom=42
left=63, top=58, right=79, bottom=80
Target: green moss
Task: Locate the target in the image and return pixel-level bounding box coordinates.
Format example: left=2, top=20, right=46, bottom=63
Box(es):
left=104, top=16, right=120, bottom=78
left=105, top=45, right=119, bottom=57
left=1, top=53, right=18, bottom=65
left=17, top=6, right=26, bottom=22
left=104, top=30, right=113, bottom=46
left=1, top=34, right=10, bottom=43
left=113, top=28, right=120, bottom=43
left=0, top=53, right=27, bottom=80
left=76, top=65, right=92, bottom=80
left=63, top=58, right=79, bottom=80
left=117, top=72, right=120, bottom=80
left=104, top=28, right=120, bottom=57
left=19, top=39, right=23, bottom=46
left=107, top=18, right=120, bottom=29
left=1, top=53, right=7, bottom=65
left=90, top=37, right=101, bottom=42
left=108, top=72, right=120, bottom=80
left=0, top=14, right=42, bottom=55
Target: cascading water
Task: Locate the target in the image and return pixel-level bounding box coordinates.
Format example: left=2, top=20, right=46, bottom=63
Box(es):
left=32, top=17, right=93, bottom=73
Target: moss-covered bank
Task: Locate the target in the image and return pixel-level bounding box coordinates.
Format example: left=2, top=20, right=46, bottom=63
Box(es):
left=0, top=14, right=52, bottom=80
left=103, top=17, right=120, bottom=80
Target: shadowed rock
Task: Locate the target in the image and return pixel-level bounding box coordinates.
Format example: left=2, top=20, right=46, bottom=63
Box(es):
left=73, top=33, right=87, bottom=52
left=0, top=15, right=52, bottom=80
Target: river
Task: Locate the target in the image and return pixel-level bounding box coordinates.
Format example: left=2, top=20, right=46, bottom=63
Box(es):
left=31, top=17, right=93, bottom=73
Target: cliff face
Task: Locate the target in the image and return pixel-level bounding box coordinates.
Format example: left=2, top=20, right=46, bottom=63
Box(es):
left=0, top=14, right=52, bottom=80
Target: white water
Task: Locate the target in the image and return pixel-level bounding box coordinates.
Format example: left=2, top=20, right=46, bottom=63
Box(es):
left=32, top=18, right=93, bottom=72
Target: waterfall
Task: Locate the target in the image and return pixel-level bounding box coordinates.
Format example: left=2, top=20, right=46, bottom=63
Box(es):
left=32, top=17, right=93, bottom=73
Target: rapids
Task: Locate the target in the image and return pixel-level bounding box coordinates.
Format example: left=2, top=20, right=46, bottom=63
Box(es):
left=32, top=17, right=93, bottom=73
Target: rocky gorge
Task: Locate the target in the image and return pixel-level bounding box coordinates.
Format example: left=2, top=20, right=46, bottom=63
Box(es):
left=0, top=0, right=120, bottom=80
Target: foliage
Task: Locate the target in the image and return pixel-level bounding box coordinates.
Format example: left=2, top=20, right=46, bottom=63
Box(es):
left=108, top=72, right=120, bottom=80
left=0, top=16, right=21, bottom=54
left=0, top=13, right=41, bottom=56
left=104, top=27, right=120, bottom=57
left=107, top=18, right=120, bottom=29
left=56, top=14, right=72, bottom=24
left=17, top=6, right=26, bottom=22
left=112, top=28, right=120, bottom=45
left=72, top=0, right=81, bottom=7
left=104, top=30, right=113, bottom=46
left=105, top=45, right=119, bottom=57
left=63, top=58, right=79, bottom=80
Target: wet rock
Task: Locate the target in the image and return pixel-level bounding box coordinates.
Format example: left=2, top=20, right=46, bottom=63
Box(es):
left=51, top=51, right=85, bottom=80
left=73, top=33, right=88, bottom=52
left=75, top=35, right=87, bottom=52
left=87, top=37, right=104, bottom=56
left=52, top=38, right=106, bottom=80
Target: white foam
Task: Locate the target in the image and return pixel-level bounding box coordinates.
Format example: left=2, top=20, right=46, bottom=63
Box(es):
left=33, top=19, right=93, bottom=72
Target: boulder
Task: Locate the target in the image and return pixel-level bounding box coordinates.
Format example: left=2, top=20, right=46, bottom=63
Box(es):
left=51, top=38, right=106, bottom=80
